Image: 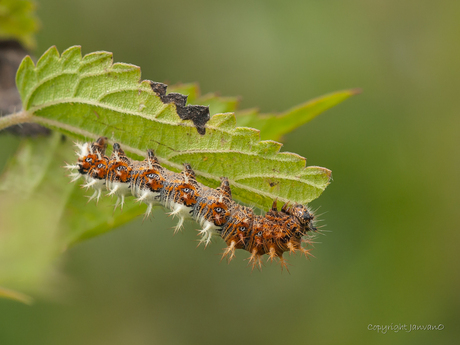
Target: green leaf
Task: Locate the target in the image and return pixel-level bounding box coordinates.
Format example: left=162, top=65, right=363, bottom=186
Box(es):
left=0, top=0, right=39, bottom=50
left=3, top=46, right=353, bottom=295
left=16, top=46, right=333, bottom=213
left=235, top=89, right=361, bottom=141
left=167, top=83, right=359, bottom=142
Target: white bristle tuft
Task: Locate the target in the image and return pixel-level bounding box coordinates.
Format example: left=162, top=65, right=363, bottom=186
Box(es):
left=75, top=142, right=90, bottom=158
left=69, top=173, right=81, bottom=183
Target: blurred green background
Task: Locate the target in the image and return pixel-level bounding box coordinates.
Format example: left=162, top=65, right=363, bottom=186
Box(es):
left=1, top=0, right=459, bottom=344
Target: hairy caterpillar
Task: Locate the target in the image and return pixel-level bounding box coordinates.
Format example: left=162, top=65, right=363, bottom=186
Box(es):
left=66, top=137, right=319, bottom=270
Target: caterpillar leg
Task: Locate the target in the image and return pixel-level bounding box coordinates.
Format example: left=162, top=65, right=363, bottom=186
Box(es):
left=286, top=241, right=297, bottom=255
left=83, top=177, right=106, bottom=204
left=286, top=239, right=314, bottom=259
left=112, top=194, right=126, bottom=211
left=268, top=246, right=278, bottom=262
left=221, top=241, right=236, bottom=262
left=135, top=192, right=148, bottom=203
left=172, top=216, right=185, bottom=234
left=168, top=204, right=188, bottom=233
left=168, top=204, right=185, bottom=233
left=87, top=188, right=103, bottom=204
left=119, top=195, right=125, bottom=210
left=107, top=184, right=129, bottom=211
left=278, top=256, right=290, bottom=273
left=144, top=202, right=156, bottom=219
left=107, top=184, right=119, bottom=197
left=82, top=179, right=98, bottom=189
left=299, top=246, right=314, bottom=259
left=197, top=223, right=214, bottom=247
left=248, top=250, right=263, bottom=270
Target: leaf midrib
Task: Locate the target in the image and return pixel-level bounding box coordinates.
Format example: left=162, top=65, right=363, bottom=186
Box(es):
left=31, top=115, right=320, bottom=204
left=28, top=99, right=269, bottom=143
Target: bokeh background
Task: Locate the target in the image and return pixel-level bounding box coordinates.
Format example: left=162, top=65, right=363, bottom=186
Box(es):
left=1, top=0, right=459, bottom=344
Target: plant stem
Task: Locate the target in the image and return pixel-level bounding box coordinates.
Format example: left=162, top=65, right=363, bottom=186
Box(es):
left=0, top=111, right=32, bottom=131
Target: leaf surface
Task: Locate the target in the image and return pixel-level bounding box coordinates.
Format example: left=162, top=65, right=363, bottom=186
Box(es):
left=235, top=89, right=361, bottom=141
left=16, top=46, right=333, bottom=211
left=168, top=84, right=359, bottom=142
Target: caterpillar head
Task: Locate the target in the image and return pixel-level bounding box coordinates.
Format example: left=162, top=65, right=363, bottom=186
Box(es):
left=75, top=137, right=108, bottom=175
left=78, top=139, right=108, bottom=203
left=282, top=203, right=316, bottom=234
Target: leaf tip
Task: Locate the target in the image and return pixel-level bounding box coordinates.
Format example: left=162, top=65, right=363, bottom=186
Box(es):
left=256, top=140, right=283, bottom=155
left=207, top=113, right=236, bottom=129
left=18, top=54, right=35, bottom=70
left=36, top=45, right=59, bottom=65
left=61, top=45, right=82, bottom=57
left=232, top=126, right=260, bottom=141
left=80, top=50, right=113, bottom=70
left=303, top=166, right=333, bottom=183
left=15, top=54, right=35, bottom=99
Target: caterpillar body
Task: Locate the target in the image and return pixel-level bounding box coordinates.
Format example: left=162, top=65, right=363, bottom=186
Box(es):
left=66, top=137, right=319, bottom=270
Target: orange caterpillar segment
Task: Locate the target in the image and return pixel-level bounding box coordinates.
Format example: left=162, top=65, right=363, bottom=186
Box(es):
left=192, top=178, right=234, bottom=246
left=245, top=216, right=269, bottom=269
left=106, top=143, right=132, bottom=209
left=220, top=205, right=254, bottom=262
left=162, top=164, right=200, bottom=233
left=171, top=165, right=199, bottom=208
left=131, top=150, right=166, bottom=218
left=65, top=137, right=321, bottom=270
left=84, top=155, right=109, bottom=199
left=65, top=136, right=108, bottom=182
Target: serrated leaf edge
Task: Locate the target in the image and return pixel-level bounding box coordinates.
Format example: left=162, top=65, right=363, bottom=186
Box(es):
left=17, top=46, right=332, bottom=208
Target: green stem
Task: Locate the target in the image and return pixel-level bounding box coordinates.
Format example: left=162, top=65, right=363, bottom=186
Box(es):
left=0, top=111, right=32, bottom=131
